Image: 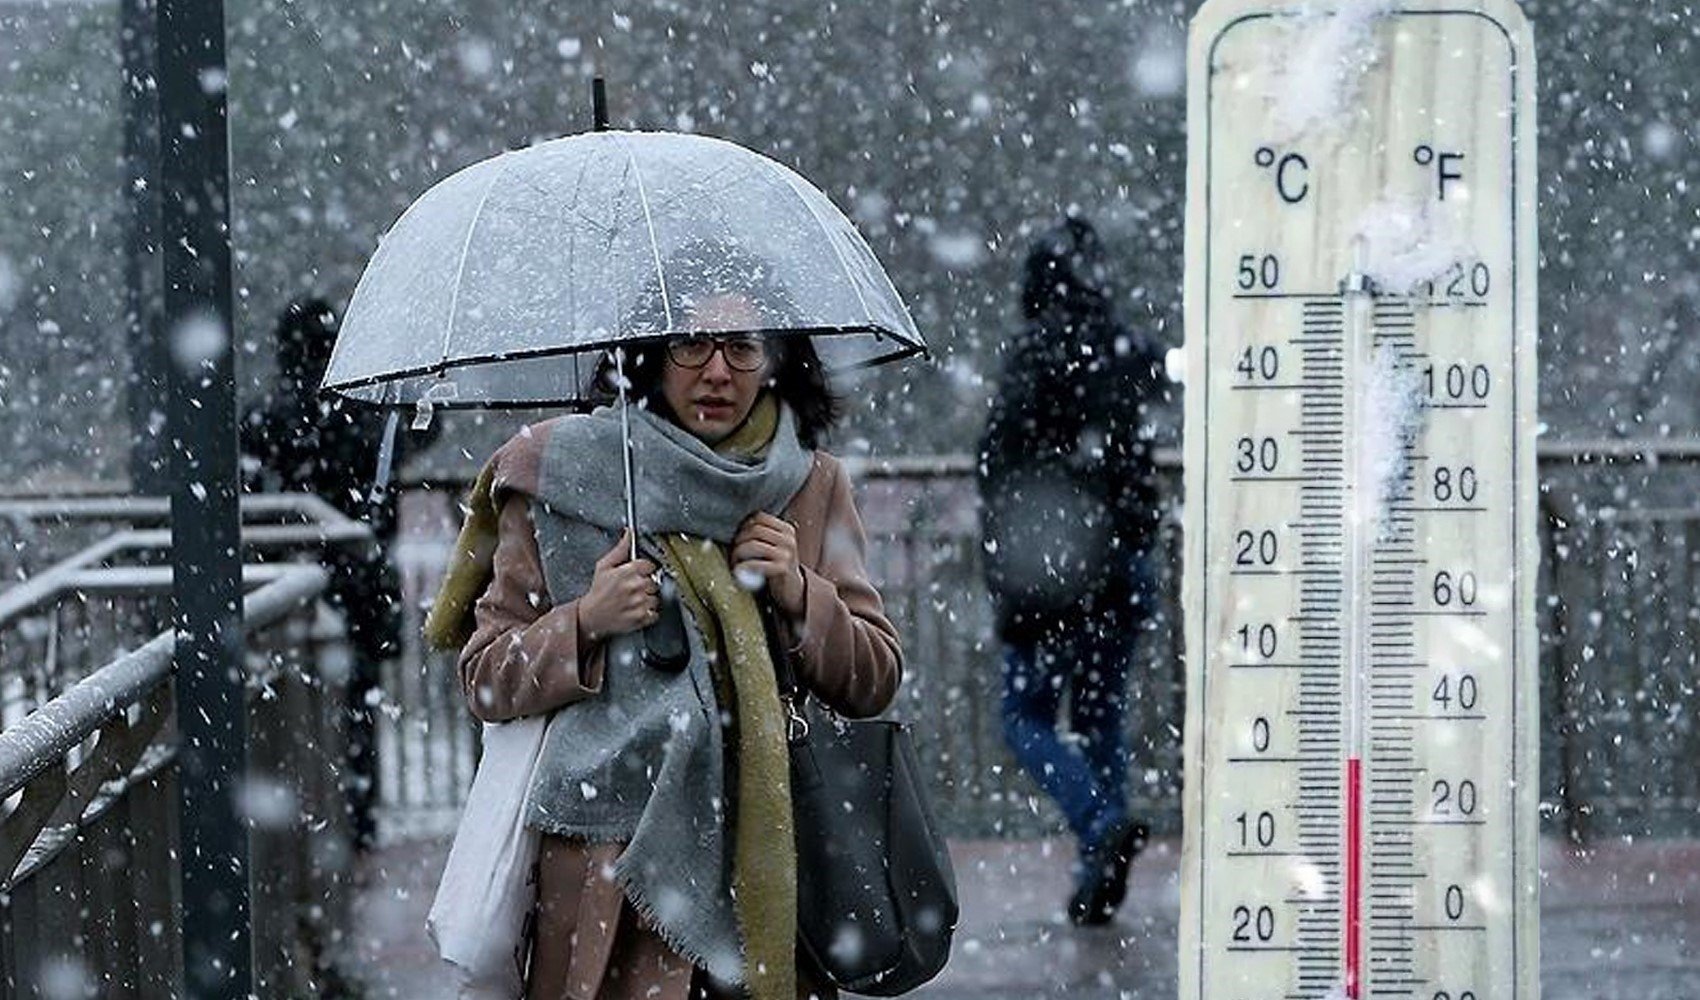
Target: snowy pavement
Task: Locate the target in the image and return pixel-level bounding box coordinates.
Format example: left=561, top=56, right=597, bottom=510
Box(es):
left=350, top=837, right=1700, bottom=999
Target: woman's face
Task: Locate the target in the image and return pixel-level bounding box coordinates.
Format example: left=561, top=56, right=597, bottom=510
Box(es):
left=659, top=293, right=771, bottom=444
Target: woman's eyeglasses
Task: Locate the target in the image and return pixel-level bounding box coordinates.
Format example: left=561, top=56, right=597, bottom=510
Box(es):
left=665, top=335, right=769, bottom=372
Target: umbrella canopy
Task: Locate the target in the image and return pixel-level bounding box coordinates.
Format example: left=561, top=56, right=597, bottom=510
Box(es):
left=323, top=129, right=925, bottom=409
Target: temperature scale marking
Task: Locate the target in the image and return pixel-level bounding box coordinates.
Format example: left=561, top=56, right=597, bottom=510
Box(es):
left=1180, top=3, right=1538, bottom=1000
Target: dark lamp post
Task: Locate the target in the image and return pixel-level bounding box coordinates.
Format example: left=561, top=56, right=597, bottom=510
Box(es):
left=154, top=0, right=252, bottom=993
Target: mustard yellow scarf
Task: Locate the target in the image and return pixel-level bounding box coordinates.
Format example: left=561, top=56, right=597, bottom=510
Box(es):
left=657, top=394, right=796, bottom=1000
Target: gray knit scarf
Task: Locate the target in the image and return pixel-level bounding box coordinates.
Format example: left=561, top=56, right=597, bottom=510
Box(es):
left=522, top=401, right=813, bottom=987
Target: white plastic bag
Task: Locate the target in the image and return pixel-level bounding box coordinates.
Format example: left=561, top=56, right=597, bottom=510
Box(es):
left=428, top=715, right=550, bottom=999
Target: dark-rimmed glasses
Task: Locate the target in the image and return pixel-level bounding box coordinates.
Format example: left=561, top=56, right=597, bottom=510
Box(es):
left=665, top=334, right=769, bottom=372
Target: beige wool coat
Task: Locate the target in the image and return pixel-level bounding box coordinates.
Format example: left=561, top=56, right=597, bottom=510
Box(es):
left=456, top=419, right=904, bottom=1000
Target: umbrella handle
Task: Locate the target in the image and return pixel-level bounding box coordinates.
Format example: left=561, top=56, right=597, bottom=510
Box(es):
left=615, top=346, right=640, bottom=562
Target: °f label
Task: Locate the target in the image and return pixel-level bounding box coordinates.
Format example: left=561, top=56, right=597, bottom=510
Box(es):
left=1179, top=3, right=1538, bottom=1000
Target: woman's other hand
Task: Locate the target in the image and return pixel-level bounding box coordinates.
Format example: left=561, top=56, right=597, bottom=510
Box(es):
left=578, top=530, right=660, bottom=642
left=733, top=512, right=806, bottom=617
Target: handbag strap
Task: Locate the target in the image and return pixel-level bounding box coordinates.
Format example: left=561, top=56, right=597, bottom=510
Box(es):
left=756, top=597, right=811, bottom=741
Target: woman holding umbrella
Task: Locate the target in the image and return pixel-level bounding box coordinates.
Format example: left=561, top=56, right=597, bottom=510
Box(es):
left=324, top=127, right=931, bottom=999
left=426, top=242, right=903, bottom=1000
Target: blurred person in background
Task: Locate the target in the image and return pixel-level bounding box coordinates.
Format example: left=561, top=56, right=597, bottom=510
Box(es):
left=240, top=295, right=438, bottom=850
left=978, top=216, right=1169, bottom=925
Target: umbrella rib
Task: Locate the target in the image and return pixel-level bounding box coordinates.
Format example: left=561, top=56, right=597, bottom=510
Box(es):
left=503, top=170, right=621, bottom=240
left=614, top=133, right=673, bottom=331
left=535, top=160, right=747, bottom=245
left=631, top=159, right=748, bottom=217
left=564, top=149, right=597, bottom=359
left=754, top=155, right=877, bottom=326
left=441, top=151, right=518, bottom=368
left=498, top=154, right=764, bottom=268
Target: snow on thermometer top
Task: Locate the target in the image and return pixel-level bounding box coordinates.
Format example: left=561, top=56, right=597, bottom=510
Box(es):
left=1179, top=2, right=1537, bottom=1000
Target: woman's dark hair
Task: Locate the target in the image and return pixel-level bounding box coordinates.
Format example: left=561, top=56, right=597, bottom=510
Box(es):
left=592, top=334, right=841, bottom=449
left=589, top=238, right=841, bottom=447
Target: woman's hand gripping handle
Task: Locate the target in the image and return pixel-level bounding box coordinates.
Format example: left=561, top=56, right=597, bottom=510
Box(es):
left=577, top=530, right=660, bottom=643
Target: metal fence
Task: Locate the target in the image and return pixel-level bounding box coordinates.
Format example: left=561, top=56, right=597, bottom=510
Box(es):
left=0, top=566, right=359, bottom=998
left=0, top=495, right=375, bottom=997
left=8, top=444, right=1700, bottom=878
left=0, top=495, right=370, bottom=723
left=1539, top=449, right=1700, bottom=842
left=381, top=443, right=1700, bottom=843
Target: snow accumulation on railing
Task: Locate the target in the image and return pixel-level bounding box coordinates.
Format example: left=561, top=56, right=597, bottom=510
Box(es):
left=0, top=493, right=373, bottom=630
left=0, top=492, right=364, bottom=524
left=0, top=564, right=329, bottom=802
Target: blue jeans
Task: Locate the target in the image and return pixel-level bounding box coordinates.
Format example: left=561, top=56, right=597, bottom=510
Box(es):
left=1000, top=618, right=1136, bottom=859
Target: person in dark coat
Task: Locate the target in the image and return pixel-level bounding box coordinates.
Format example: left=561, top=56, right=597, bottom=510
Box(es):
left=977, top=217, right=1168, bottom=925
left=240, top=295, right=438, bottom=850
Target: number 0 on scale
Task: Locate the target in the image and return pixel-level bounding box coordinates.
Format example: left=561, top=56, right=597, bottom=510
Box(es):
left=1180, top=3, right=1538, bottom=1000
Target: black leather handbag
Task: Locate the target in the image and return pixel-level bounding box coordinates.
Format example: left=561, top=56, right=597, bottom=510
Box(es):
left=768, top=608, right=959, bottom=995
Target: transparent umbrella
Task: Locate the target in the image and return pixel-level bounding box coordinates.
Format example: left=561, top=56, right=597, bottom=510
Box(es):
left=321, top=126, right=926, bottom=551
left=322, top=128, right=925, bottom=412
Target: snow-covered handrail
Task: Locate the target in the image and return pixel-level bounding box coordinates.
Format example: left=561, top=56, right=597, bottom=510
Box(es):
left=0, top=492, right=360, bottom=524
left=0, top=563, right=346, bottom=984
left=0, top=564, right=329, bottom=801
left=0, top=494, right=371, bottom=630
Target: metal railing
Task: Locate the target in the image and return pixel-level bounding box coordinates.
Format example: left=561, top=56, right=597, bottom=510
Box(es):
left=0, top=494, right=370, bottom=725
left=0, top=566, right=356, bottom=997
left=383, top=441, right=1700, bottom=843
left=10, top=439, right=1695, bottom=870
left=0, top=494, right=375, bottom=996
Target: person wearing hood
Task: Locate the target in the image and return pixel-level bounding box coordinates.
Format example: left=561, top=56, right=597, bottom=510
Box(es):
left=977, top=216, right=1168, bottom=925
left=240, top=295, right=439, bottom=850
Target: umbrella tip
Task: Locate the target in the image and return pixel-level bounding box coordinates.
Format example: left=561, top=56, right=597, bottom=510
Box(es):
left=592, top=77, right=609, bottom=131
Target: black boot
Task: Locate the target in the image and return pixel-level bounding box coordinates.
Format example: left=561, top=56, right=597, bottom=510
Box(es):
left=1067, top=818, right=1150, bottom=926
